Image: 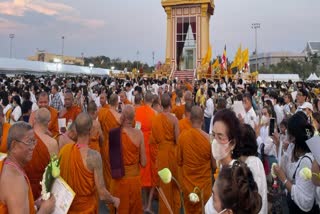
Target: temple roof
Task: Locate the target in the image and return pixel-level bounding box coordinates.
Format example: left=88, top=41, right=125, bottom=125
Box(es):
left=161, top=0, right=214, bottom=8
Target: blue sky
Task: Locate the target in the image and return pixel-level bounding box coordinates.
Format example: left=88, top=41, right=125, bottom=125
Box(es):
left=0, top=0, right=319, bottom=65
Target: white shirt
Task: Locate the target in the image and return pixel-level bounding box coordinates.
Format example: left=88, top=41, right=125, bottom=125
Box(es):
left=204, top=98, right=214, bottom=118
left=244, top=107, right=257, bottom=129
left=126, top=88, right=134, bottom=103
left=205, top=157, right=268, bottom=214
left=274, top=104, right=284, bottom=126
left=152, top=84, right=159, bottom=95
left=280, top=144, right=316, bottom=212
left=10, top=105, right=22, bottom=124
left=257, top=125, right=277, bottom=157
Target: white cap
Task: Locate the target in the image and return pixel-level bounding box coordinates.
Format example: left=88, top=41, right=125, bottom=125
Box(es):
left=300, top=102, right=313, bottom=112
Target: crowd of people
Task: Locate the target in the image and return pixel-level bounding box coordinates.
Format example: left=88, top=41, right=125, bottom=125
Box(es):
left=0, top=73, right=320, bottom=214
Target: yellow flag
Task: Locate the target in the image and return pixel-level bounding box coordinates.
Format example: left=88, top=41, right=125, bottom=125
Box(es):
left=231, top=45, right=242, bottom=69
left=201, top=45, right=212, bottom=65
left=238, top=48, right=249, bottom=70
left=212, top=58, right=219, bottom=68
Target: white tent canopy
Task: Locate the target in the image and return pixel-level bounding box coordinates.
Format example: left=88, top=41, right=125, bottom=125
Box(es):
left=0, top=57, right=122, bottom=76
left=306, top=73, right=320, bottom=81
left=258, top=74, right=300, bottom=82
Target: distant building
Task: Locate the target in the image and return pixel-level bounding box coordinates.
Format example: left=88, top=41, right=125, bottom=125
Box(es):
left=28, top=51, right=84, bottom=66
left=249, top=51, right=306, bottom=70
left=303, top=41, right=320, bottom=57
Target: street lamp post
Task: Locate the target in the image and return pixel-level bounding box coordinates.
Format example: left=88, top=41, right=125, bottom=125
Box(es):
left=152, top=51, right=155, bottom=68
left=9, top=34, right=15, bottom=58
left=61, top=36, right=65, bottom=63
left=136, top=50, right=140, bottom=69
left=251, top=23, right=260, bottom=72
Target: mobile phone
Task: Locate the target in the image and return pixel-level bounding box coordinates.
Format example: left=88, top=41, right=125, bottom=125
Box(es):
left=269, top=118, right=275, bottom=136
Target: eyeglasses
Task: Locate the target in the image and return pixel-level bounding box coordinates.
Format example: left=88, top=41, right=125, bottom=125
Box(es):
left=16, top=139, right=37, bottom=146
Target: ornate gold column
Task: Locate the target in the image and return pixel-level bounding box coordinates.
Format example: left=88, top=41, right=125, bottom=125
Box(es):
left=165, top=7, right=172, bottom=64
left=200, top=3, right=210, bottom=60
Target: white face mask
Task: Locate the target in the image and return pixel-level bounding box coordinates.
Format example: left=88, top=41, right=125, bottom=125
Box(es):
left=260, top=115, right=269, bottom=125
left=213, top=208, right=227, bottom=214
left=211, top=139, right=231, bottom=161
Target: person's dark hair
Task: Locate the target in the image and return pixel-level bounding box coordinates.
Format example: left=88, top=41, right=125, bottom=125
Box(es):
left=207, top=89, right=213, bottom=98
left=288, top=113, right=314, bottom=161
left=213, top=109, right=241, bottom=149
left=264, top=100, right=277, bottom=119
left=262, top=105, right=273, bottom=118
left=216, top=97, right=227, bottom=111
left=313, top=112, right=320, bottom=125
left=313, top=98, right=320, bottom=112
left=280, top=118, right=288, bottom=129
left=22, top=91, right=31, bottom=101
left=12, top=95, right=21, bottom=106
left=243, top=93, right=252, bottom=105
left=217, top=161, right=262, bottom=214
left=233, top=124, right=258, bottom=158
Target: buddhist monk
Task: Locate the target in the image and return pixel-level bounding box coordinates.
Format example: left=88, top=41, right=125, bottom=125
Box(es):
left=178, top=102, right=193, bottom=134
left=151, top=94, right=162, bottom=113
left=135, top=92, right=156, bottom=212
left=134, top=93, right=143, bottom=108
left=29, top=92, right=59, bottom=137
left=171, top=89, right=185, bottom=120
left=59, top=113, right=120, bottom=213
left=151, top=93, right=180, bottom=214
left=184, top=90, right=194, bottom=104
left=87, top=101, right=104, bottom=153
left=24, top=108, right=59, bottom=199
left=59, top=90, right=82, bottom=124
left=177, top=106, right=212, bottom=214
left=58, top=122, right=77, bottom=150
left=0, top=106, right=11, bottom=153
left=0, top=122, right=55, bottom=213
left=110, top=105, right=146, bottom=214
left=99, top=92, right=109, bottom=109
left=120, top=91, right=132, bottom=105
left=98, top=94, right=121, bottom=191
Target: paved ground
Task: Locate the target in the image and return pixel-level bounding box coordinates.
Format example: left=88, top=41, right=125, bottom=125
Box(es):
left=99, top=200, right=159, bottom=214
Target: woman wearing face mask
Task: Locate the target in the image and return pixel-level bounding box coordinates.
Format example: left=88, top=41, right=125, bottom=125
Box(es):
left=274, top=113, right=319, bottom=213
left=9, top=95, right=22, bottom=125
left=211, top=161, right=262, bottom=214
left=256, top=106, right=278, bottom=175
left=205, top=109, right=241, bottom=212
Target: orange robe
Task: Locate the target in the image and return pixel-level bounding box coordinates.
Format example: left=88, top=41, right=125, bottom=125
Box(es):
left=172, top=104, right=185, bottom=120
left=110, top=131, right=142, bottom=214
left=186, top=83, right=193, bottom=91
left=60, top=105, right=82, bottom=123
left=0, top=160, right=35, bottom=214
left=23, top=134, right=50, bottom=199
left=178, top=118, right=192, bottom=134
left=171, top=92, right=177, bottom=106
left=48, top=106, right=59, bottom=138
left=152, top=113, right=180, bottom=214
left=59, top=144, right=98, bottom=213
left=98, top=109, right=120, bottom=190
left=135, top=105, right=155, bottom=187
left=89, top=126, right=100, bottom=153
left=124, top=99, right=132, bottom=105
left=0, top=123, right=11, bottom=153
left=177, top=128, right=212, bottom=214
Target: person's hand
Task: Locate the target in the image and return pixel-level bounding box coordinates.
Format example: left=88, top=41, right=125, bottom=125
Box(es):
left=40, top=195, right=56, bottom=213
left=112, top=196, right=120, bottom=209
left=274, top=165, right=286, bottom=182
left=272, top=131, right=280, bottom=146
left=283, top=140, right=289, bottom=151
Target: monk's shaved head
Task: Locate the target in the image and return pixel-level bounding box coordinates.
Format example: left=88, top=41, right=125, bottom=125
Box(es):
left=75, top=113, right=92, bottom=137
left=121, top=105, right=135, bottom=124
left=64, top=90, right=74, bottom=108
left=7, top=122, right=33, bottom=151
left=144, top=91, right=153, bottom=103
left=38, top=91, right=49, bottom=100
left=190, top=106, right=204, bottom=124
left=109, top=94, right=119, bottom=107
left=100, top=92, right=107, bottom=106
left=37, top=92, right=49, bottom=108
left=185, top=101, right=193, bottom=114
left=161, top=93, right=171, bottom=109
left=184, top=91, right=193, bottom=103
left=87, top=101, right=97, bottom=114
left=134, top=93, right=142, bottom=105
left=35, top=108, right=51, bottom=125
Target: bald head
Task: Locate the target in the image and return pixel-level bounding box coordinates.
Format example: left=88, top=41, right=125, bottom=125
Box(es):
left=100, top=92, right=107, bottom=107
left=134, top=93, right=142, bottom=105
left=161, top=93, right=171, bottom=109
left=64, top=91, right=74, bottom=108
left=38, top=92, right=49, bottom=108
left=144, top=91, right=153, bottom=104
left=75, top=113, right=92, bottom=137
left=35, top=108, right=51, bottom=126
left=184, top=91, right=193, bottom=103
left=109, top=94, right=119, bottom=107
left=87, top=101, right=97, bottom=114
left=190, top=106, right=204, bottom=125
left=7, top=122, right=33, bottom=151
left=121, top=105, right=135, bottom=125
left=185, top=101, right=193, bottom=114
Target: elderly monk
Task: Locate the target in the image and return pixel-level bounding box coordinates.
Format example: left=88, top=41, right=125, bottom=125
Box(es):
left=98, top=94, right=121, bottom=190
left=177, top=106, right=212, bottom=214
left=29, top=92, right=59, bottom=137
left=134, top=93, right=143, bottom=108
left=59, top=113, right=120, bottom=213
left=87, top=101, right=104, bottom=153
left=99, top=92, right=109, bottom=109
left=178, top=102, right=193, bottom=134
left=171, top=89, right=185, bottom=120
left=151, top=93, right=180, bottom=214
left=0, top=106, right=10, bottom=153
left=120, top=91, right=132, bottom=105
left=58, top=122, right=77, bottom=150
left=110, top=105, right=146, bottom=214
left=135, top=92, right=156, bottom=212
left=0, top=122, right=55, bottom=213
left=24, top=108, right=59, bottom=199
left=59, top=90, right=82, bottom=124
